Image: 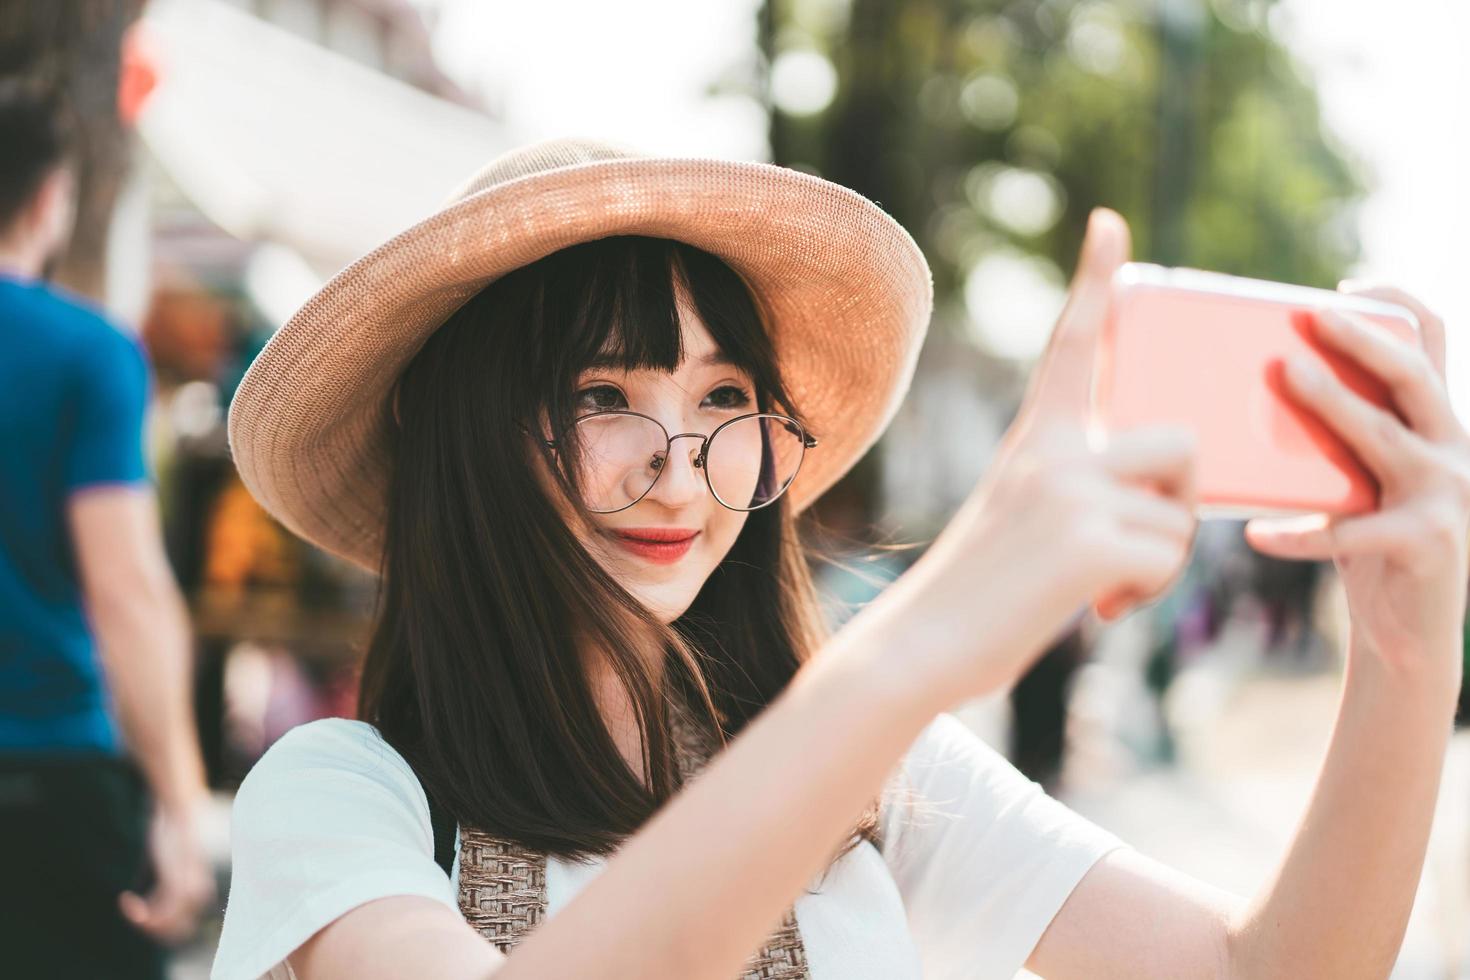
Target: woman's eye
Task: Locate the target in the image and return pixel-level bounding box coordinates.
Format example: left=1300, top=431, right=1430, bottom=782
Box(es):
left=576, top=385, right=627, bottom=412
left=706, top=385, right=753, bottom=410
left=575, top=382, right=750, bottom=414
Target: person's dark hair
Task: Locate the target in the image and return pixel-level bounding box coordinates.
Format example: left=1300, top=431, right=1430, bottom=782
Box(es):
left=358, top=235, right=882, bottom=866
left=0, top=78, right=74, bottom=234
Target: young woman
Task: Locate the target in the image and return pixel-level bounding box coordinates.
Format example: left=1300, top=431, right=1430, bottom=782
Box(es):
left=211, top=139, right=1470, bottom=980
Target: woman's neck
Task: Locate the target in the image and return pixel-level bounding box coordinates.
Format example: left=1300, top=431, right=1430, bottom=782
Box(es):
left=585, top=650, right=667, bottom=790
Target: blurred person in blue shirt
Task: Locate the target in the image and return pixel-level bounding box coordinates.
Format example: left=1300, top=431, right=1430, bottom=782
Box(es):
left=0, top=79, right=214, bottom=977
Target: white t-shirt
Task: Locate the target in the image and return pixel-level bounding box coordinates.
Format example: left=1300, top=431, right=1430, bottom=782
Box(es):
left=210, top=712, right=1126, bottom=980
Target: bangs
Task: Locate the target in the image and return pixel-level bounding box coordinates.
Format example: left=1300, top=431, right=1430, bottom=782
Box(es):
left=564, top=236, right=690, bottom=377
left=525, top=235, right=800, bottom=428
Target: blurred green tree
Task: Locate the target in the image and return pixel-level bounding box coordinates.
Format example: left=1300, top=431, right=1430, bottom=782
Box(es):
left=764, top=0, right=1362, bottom=293
left=759, top=0, right=1365, bottom=521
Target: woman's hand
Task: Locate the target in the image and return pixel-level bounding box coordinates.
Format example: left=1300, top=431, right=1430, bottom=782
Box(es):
left=875, top=208, right=1200, bottom=701
left=1244, top=286, right=1470, bottom=683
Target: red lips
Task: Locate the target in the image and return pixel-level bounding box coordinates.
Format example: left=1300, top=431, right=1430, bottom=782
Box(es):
left=611, top=527, right=699, bottom=543
left=608, top=527, right=700, bottom=564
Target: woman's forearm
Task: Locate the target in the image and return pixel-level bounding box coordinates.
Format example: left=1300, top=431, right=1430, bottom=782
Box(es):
left=1226, top=634, right=1460, bottom=979
left=492, top=597, right=951, bottom=980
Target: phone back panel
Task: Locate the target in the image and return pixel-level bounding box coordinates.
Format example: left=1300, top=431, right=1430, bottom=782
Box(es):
left=1092, top=267, right=1420, bottom=516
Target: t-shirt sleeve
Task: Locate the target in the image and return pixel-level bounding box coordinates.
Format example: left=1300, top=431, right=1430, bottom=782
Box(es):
left=63, top=323, right=151, bottom=491
left=209, top=718, right=459, bottom=980
left=878, top=712, right=1127, bottom=980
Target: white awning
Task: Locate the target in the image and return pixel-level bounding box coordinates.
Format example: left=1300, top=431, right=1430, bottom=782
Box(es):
left=137, top=0, right=511, bottom=278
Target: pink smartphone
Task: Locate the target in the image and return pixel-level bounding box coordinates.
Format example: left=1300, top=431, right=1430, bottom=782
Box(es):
left=1089, top=263, right=1422, bottom=518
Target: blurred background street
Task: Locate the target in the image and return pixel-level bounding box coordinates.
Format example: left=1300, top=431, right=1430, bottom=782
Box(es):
left=2, top=0, right=1466, bottom=976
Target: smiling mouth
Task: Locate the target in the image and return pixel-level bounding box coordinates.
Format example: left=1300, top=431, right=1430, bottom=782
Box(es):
left=608, top=529, right=699, bottom=563
left=612, top=527, right=698, bottom=543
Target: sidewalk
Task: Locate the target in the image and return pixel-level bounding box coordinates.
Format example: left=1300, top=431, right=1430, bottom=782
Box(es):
left=1051, top=618, right=1470, bottom=979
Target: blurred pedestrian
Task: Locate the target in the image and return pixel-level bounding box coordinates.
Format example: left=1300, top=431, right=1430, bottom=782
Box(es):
left=1460, top=582, right=1469, bottom=728
left=0, top=79, right=215, bottom=978
left=1246, top=548, right=1324, bottom=664
left=1008, top=624, right=1086, bottom=790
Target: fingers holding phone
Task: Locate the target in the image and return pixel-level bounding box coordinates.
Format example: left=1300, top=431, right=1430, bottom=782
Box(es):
left=1339, top=281, right=1448, bottom=380
left=892, top=210, right=1202, bottom=697
left=1089, top=425, right=1202, bottom=620
left=1015, top=207, right=1200, bottom=624
left=1245, top=293, right=1470, bottom=568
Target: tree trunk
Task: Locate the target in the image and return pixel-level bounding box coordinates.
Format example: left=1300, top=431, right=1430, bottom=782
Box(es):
left=0, top=0, right=145, bottom=302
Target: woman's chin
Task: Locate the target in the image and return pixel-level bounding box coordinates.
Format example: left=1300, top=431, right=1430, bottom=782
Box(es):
left=627, top=582, right=695, bottom=625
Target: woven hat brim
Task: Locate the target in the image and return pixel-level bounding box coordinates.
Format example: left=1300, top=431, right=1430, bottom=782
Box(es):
left=227, top=156, right=933, bottom=573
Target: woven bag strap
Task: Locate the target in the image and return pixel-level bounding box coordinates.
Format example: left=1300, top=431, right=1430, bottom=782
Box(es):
left=425, top=779, right=457, bottom=879
left=452, top=693, right=810, bottom=976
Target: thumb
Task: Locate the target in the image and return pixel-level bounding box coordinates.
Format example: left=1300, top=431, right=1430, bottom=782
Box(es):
left=119, top=889, right=149, bottom=923
left=1243, top=513, right=1336, bottom=561
left=1024, top=207, right=1131, bottom=422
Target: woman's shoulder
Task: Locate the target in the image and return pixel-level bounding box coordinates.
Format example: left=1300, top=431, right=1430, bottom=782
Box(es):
left=887, top=710, right=1008, bottom=790
left=878, top=710, right=1097, bottom=855
left=233, top=717, right=430, bottom=827
left=214, top=719, right=456, bottom=980
left=875, top=711, right=1126, bottom=978
left=251, top=716, right=399, bottom=769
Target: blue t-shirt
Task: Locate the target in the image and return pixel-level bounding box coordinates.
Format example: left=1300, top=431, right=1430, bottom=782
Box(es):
left=0, top=273, right=151, bottom=756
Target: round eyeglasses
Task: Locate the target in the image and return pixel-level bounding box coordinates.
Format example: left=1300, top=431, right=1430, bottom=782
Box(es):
left=535, top=410, right=817, bottom=513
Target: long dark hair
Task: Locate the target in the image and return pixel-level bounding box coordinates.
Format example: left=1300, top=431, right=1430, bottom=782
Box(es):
left=358, top=235, right=881, bottom=862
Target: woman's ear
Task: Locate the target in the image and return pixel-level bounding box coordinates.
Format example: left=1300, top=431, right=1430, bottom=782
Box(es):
left=390, top=382, right=403, bottom=429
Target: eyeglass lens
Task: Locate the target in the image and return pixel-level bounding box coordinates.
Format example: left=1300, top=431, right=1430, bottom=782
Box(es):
left=568, top=414, right=806, bottom=512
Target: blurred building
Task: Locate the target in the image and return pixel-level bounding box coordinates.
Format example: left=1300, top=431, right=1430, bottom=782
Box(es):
left=114, top=0, right=510, bottom=786
left=222, top=0, right=467, bottom=100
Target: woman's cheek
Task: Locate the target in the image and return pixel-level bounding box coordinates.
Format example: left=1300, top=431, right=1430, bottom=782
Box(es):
left=708, top=510, right=749, bottom=565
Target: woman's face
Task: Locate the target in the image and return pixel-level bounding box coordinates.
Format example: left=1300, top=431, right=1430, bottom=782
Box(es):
left=543, top=301, right=756, bottom=624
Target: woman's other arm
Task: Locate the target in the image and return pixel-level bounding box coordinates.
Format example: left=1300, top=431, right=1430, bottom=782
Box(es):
left=1030, top=285, right=1469, bottom=979
left=1025, top=644, right=1456, bottom=980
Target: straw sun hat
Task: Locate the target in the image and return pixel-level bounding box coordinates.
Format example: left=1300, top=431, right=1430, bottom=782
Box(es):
left=227, top=138, right=934, bottom=574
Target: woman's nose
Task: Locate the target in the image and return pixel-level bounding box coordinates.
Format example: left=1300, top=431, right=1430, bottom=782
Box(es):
left=644, top=433, right=706, bottom=505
